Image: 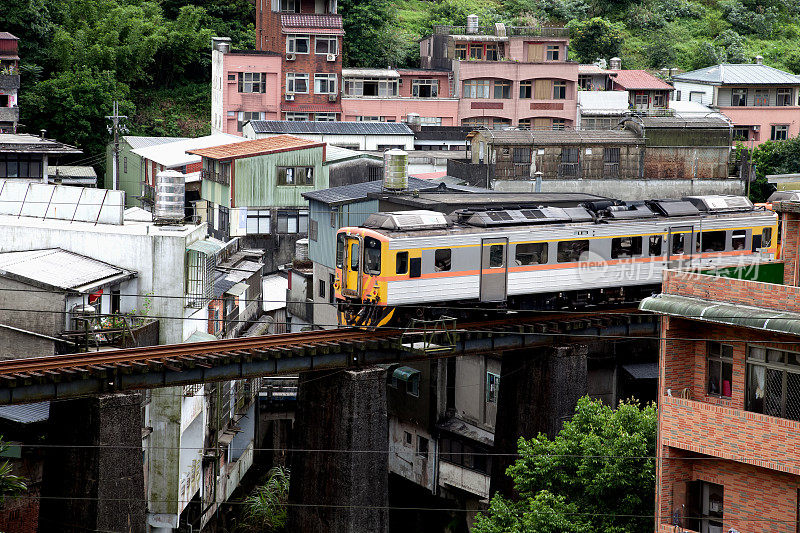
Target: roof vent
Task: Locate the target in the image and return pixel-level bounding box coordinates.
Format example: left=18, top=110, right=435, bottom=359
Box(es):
left=683, top=195, right=753, bottom=212
left=363, top=210, right=451, bottom=231
left=755, top=55, right=763, bottom=65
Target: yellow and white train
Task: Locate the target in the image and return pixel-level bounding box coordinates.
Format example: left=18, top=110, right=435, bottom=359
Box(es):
left=334, top=195, right=778, bottom=328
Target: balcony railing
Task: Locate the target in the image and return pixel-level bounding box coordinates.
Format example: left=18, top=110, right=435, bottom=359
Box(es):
left=433, top=24, right=568, bottom=38
left=201, top=168, right=229, bottom=186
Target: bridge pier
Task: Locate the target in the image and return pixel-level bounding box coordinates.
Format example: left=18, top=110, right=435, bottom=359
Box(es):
left=490, top=344, right=588, bottom=496
left=288, top=367, right=389, bottom=533
left=38, top=392, right=146, bottom=533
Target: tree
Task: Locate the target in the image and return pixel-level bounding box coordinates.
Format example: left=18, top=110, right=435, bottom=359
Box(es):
left=644, top=39, right=677, bottom=69
left=339, top=0, right=399, bottom=67
left=566, top=18, right=624, bottom=64
left=0, top=439, right=26, bottom=504
left=474, top=397, right=656, bottom=533
left=237, top=466, right=290, bottom=532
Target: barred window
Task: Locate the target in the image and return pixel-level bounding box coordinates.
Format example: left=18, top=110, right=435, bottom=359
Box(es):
left=747, top=346, right=800, bottom=421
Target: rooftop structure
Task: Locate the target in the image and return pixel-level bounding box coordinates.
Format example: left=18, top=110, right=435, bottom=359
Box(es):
left=188, top=134, right=324, bottom=160
left=131, top=134, right=241, bottom=168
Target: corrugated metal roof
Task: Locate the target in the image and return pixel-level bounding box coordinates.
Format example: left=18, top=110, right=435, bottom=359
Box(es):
left=187, top=239, right=224, bottom=255
left=0, top=402, right=49, bottom=424
left=473, top=129, right=641, bottom=145
left=622, top=363, right=658, bottom=380
left=48, top=166, right=97, bottom=179
left=324, top=145, right=382, bottom=164
left=131, top=134, right=241, bottom=167
left=637, top=116, right=730, bottom=128
left=673, top=63, right=800, bottom=85
left=392, top=366, right=420, bottom=381
left=640, top=294, right=800, bottom=336
left=123, top=136, right=187, bottom=150
left=189, top=135, right=322, bottom=160
left=611, top=69, right=674, bottom=90
left=0, top=249, right=134, bottom=292
left=262, top=274, right=288, bottom=312
left=281, top=14, right=342, bottom=29
left=248, top=120, right=413, bottom=136
left=302, top=177, right=436, bottom=204
left=577, top=90, right=630, bottom=113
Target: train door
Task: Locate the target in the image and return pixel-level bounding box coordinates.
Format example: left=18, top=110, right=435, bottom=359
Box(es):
left=342, top=235, right=362, bottom=297
left=667, top=225, right=694, bottom=267
left=480, top=238, right=508, bottom=302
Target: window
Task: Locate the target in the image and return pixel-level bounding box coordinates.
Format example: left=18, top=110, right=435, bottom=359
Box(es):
left=675, top=90, right=681, bottom=100
left=350, top=241, right=359, bottom=270
left=277, top=166, right=314, bottom=186
left=747, top=346, right=800, bottom=422
left=653, top=93, right=665, bottom=107
left=699, top=482, right=724, bottom=532
left=328, top=273, right=335, bottom=303
left=752, top=230, right=762, bottom=252
left=732, top=230, right=747, bottom=250
left=412, top=79, right=438, bottom=98
left=731, top=88, right=748, bottom=106
left=649, top=235, right=663, bottom=256
left=546, top=45, right=559, bottom=61
left=239, top=72, right=266, bottom=93
left=707, top=341, right=733, bottom=397
left=513, top=147, right=531, bottom=164
left=557, top=240, right=589, bottom=263
left=420, top=116, right=442, bottom=126
left=396, top=251, right=408, bottom=274
left=417, top=436, right=429, bottom=458
left=777, top=88, right=792, bottom=106
left=519, top=80, right=532, bottom=99
left=518, top=118, right=531, bottom=129
left=552, top=118, right=565, bottom=130
left=276, top=209, right=307, bottom=234
left=603, top=147, right=620, bottom=177
left=309, top=219, right=318, bottom=241
left=314, top=73, right=337, bottom=94
left=237, top=111, right=263, bottom=132
left=455, top=43, right=467, bottom=60
left=689, top=91, right=704, bottom=103
left=493, top=80, right=511, bottom=99
left=336, top=234, right=345, bottom=268
left=671, top=233, right=686, bottom=255
left=285, top=112, right=310, bottom=121
left=486, top=372, right=500, bottom=403
left=763, top=227, right=773, bottom=247
left=330, top=207, right=339, bottom=228
left=280, top=0, right=299, bottom=12
left=407, top=373, right=420, bottom=396
left=700, top=230, right=726, bottom=252
left=463, top=79, right=490, bottom=98
left=634, top=92, right=649, bottom=106
left=123, top=157, right=127, bottom=173
left=246, top=209, right=271, bottom=234
left=754, top=89, right=769, bottom=106
left=315, top=36, right=337, bottom=55
left=733, top=127, right=750, bottom=141
left=286, top=34, right=310, bottom=54
left=486, top=44, right=499, bottom=61
left=286, top=73, right=309, bottom=93
left=772, top=124, right=789, bottom=141
left=469, top=44, right=483, bottom=59
left=403, top=431, right=412, bottom=444
left=434, top=249, right=451, bottom=271
left=364, top=237, right=381, bottom=274
left=314, top=112, right=337, bottom=121
left=227, top=73, right=236, bottom=81
left=611, top=236, right=642, bottom=259
left=343, top=77, right=398, bottom=97
left=462, top=116, right=491, bottom=128
left=489, top=244, right=504, bottom=267
left=318, top=279, right=326, bottom=298
left=515, top=242, right=547, bottom=265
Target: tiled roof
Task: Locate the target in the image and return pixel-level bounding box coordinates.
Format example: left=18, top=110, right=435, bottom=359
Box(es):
left=281, top=14, right=342, bottom=29
left=672, top=63, right=800, bottom=85
left=188, top=135, right=323, bottom=160
left=302, top=177, right=437, bottom=205
left=611, top=70, right=674, bottom=90
left=248, top=120, right=413, bottom=135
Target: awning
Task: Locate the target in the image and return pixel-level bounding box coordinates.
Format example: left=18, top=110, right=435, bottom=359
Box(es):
left=226, top=282, right=248, bottom=297
left=187, top=239, right=224, bottom=256
left=640, top=294, right=800, bottom=336
left=0, top=402, right=49, bottom=424
left=622, top=363, right=658, bottom=380
left=392, top=366, right=421, bottom=381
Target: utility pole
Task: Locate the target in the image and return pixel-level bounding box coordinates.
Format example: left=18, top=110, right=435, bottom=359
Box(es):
left=106, top=100, right=128, bottom=191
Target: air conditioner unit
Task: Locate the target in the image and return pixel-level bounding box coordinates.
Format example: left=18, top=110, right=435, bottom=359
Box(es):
left=326, top=54, right=336, bottom=62
left=328, top=94, right=337, bottom=102
left=287, top=53, right=296, bottom=61
left=285, top=94, right=295, bottom=101
left=752, top=125, right=760, bottom=132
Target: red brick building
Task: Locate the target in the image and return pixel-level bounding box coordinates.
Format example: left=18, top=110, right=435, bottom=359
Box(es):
left=641, top=202, right=800, bottom=533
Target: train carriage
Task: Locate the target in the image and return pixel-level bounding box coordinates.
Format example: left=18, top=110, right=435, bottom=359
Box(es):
left=334, top=196, right=778, bottom=328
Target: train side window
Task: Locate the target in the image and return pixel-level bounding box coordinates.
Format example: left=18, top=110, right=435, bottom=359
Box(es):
left=763, top=228, right=773, bottom=247
left=489, top=245, right=504, bottom=268
left=396, top=252, right=409, bottom=274
left=649, top=235, right=663, bottom=256
left=701, top=231, right=726, bottom=252
left=364, top=237, right=381, bottom=274
left=336, top=234, right=345, bottom=268
left=671, top=233, right=685, bottom=255
left=409, top=257, right=422, bottom=278
left=350, top=242, right=359, bottom=270
left=434, top=249, right=452, bottom=271
left=557, top=240, right=589, bottom=263
left=732, top=230, right=747, bottom=250
left=515, top=243, right=548, bottom=265
left=752, top=231, right=762, bottom=252
left=611, top=236, right=642, bottom=259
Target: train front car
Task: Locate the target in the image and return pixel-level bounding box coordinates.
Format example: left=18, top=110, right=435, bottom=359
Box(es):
left=335, top=226, right=394, bottom=329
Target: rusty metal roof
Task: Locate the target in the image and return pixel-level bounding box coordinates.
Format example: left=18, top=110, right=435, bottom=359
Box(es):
left=187, top=135, right=324, bottom=160
left=611, top=70, right=674, bottom=90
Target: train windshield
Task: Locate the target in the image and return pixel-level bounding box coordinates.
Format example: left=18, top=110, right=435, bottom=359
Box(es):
left=364, top=237, right=381, bottom=274
left=336, top=234, right=345, bottom=268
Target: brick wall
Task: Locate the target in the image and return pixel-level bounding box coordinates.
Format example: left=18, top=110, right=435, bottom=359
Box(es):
left=0, top=497, right=39, bottom=533
left=782, top=210, right=800, bottom=285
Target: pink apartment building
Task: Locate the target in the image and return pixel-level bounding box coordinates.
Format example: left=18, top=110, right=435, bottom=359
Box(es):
left=672, top=61, right=800, bottom=146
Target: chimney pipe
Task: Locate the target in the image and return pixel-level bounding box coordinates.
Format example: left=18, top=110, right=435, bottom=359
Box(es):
left=39, top=129, right=46, bottom=140
left=755, top=55, right=763, bottom=65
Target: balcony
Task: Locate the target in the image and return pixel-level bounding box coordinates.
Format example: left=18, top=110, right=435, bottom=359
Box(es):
left=434, top=25, right=568, bottom=38
left=0, top=74, right=19, bottom=90
left=201, top=168, right=229, bottom=186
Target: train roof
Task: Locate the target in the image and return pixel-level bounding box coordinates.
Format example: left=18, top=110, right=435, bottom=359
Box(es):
left=356, top=195, right=769, bottom=237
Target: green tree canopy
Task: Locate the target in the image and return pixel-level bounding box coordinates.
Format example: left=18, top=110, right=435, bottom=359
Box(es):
left=474, top=397, right=656, bottom=533
left=566, top=18, right=624, bottom=64
left=339, top=0, right=399, bottom=67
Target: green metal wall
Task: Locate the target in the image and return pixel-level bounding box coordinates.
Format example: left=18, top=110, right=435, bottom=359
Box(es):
left=233, top=146, right=328, bottom=208
left=201, top=179, right=230, bottom=208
